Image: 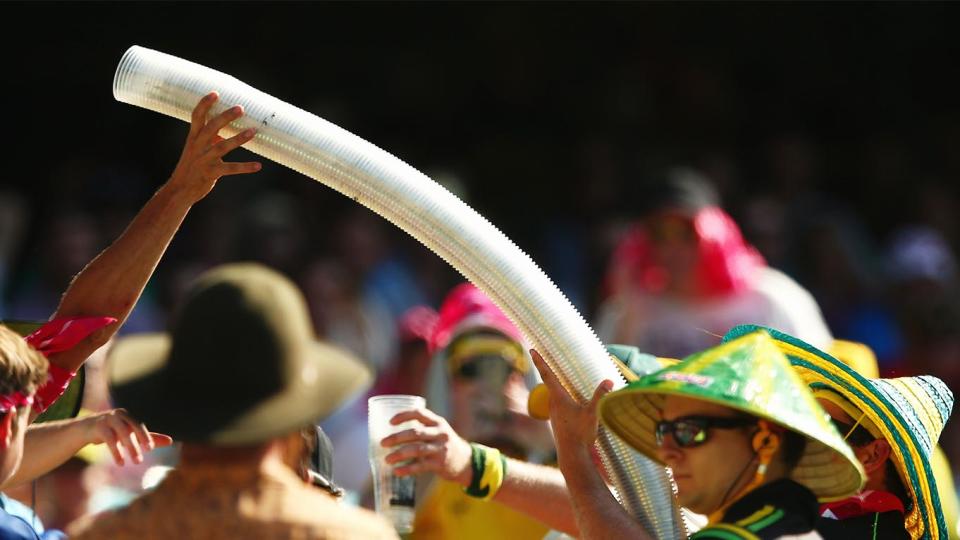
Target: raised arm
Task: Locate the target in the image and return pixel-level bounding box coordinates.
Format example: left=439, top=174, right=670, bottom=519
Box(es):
left=2, top=409, right=173, bottom=489
left=381, top=407, right=580, bottom=536
left=47, top=92, right=260, bottom=373
left=529, top=349, right=655, bottom=540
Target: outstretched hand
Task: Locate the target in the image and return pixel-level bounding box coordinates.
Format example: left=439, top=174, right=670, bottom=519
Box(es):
left=380, top=407, right=474, bottom=486
left=84, top=409, right=173, bottom=466
left=168, top=91, right=261, bottom=204
left=529, top=349, right=613, bottom=451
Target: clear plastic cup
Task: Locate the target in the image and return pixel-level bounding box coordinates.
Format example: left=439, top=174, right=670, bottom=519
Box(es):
left=368, top=394, right=425, bottom=534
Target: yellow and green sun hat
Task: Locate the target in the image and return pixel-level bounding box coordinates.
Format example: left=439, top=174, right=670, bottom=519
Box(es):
left=726, top=325, right=954, bottom=540
left=599, top=330, right=866, bottom=502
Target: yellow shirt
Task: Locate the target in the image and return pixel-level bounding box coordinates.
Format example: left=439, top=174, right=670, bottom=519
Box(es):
left=412, top=479, right=549, bottom=540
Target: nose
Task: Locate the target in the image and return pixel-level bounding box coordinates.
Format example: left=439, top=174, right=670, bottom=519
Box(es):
left=657, top=432, right=683, bottom=465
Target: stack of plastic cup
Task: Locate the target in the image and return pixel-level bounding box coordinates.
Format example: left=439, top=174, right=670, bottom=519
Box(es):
left=368, top=394, right=426, bottom=534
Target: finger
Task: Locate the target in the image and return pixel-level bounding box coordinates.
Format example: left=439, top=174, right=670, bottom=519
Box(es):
left=589, top=380, right=615, bottom=410
left=384, top=442, right=440, bottom=465
left=529, top=349, right=560, bottom=390
left=381, top=427, right=447, bottom=448
left=127, top=421, right=152, bottom=455
left=113, top=412, right=154, bottom=453
left=389, top=408, right=442, bottom=428
left=197, top=104, right=244, bottom=146
left=189, top=92, right=219, bottom=140
left=149, top=433, right=174, bottom=448
left=393, top=455, right=444, bottom=477
left=101, top=428, right=124, bottom=466
left=108, top=418, right=144, bottom=465
left=123, top=427, right=145, bottom=464
left=207, top=129, right=256, bottom=158
left=216, top=161, right=262, bottom=177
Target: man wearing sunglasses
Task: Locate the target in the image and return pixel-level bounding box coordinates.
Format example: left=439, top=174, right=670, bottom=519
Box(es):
left=532, top=330, right=865, bottom=539
left=725, top=325, right=954, bottom=540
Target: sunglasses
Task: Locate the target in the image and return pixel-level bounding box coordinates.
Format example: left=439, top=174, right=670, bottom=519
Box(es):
left=453, top=355, right=517, bottom=381
left=655, top=415, right=756, bottom=448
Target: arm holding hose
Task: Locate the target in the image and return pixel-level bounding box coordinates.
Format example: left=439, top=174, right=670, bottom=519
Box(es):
left=529, top=349, right=655, bottom=540
left=41, top=93, right=261, bottom=379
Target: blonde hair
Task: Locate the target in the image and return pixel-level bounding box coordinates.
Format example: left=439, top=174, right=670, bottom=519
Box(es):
left=0, top=325, right=48, bottom=397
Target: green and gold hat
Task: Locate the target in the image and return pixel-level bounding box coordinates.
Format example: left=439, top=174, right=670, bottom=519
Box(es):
left=599, top=330, right=866, bottom=502
left=0, top=320, right=85, bottom=423
left=726, top=325, right=954, bottom=540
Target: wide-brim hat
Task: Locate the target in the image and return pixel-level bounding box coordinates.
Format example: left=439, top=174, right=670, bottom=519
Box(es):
left=726, top=324, right=954, bottom=540
left=108, top=263, right=371, bottom=446
left=599, top=330, right=865, bottom=502
left=0, top=320, right=85, bottom=423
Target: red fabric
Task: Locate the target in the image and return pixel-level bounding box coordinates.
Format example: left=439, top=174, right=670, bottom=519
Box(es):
left=604, top=206, right=765, bottom=299
left=430, top=283, right=523, bottom=354
left=0, top=392, right=33, bottom=413
left=24, top=316, right=116, bottom=355
left=819, top=490, right=905, bottom=520
left=24, top=316, right=116, bottom=413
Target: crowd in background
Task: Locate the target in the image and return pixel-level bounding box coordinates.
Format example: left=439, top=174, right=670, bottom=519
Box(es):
left=2, top=2, right=959, bottom=533
left=2, top=134, right=959, bottom=528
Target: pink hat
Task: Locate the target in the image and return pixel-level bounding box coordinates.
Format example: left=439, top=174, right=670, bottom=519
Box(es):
left=430, top=283, right=524, bottom=354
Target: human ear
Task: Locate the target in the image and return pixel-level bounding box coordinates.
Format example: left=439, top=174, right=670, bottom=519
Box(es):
left=0, top=410, right=14, bottom=450
left=855, top=439, right=892, bottom=474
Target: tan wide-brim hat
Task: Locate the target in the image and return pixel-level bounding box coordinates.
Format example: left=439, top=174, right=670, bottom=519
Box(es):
left=108, top=263, right=371, bottom=446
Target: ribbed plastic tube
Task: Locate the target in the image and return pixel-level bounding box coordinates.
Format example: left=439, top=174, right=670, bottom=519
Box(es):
left=114, top=45, right=684, bottom=539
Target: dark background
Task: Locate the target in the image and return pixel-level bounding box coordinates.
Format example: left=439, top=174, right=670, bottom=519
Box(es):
left=7, top=3, right=960, bottom=237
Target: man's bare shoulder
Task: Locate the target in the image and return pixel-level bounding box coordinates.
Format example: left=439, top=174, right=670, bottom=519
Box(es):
left=66, top=485, right=399, bottom=540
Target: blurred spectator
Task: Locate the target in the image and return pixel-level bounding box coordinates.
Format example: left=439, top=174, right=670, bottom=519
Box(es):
left=886, top=226, right=960, bottom=384
left=337, top=210, right=432, bottom=320
left=235, top=191, right=307, bottom=277
left=373, top=306, right=439, bottom=397
left=787, top=206, right=903, bottom=371
left=300, top=257, right=396, bottom=373
left=6, top=210, right=162, bottom=335
left=414, top=283, right=553, bottom=539
left=594, top=167, right=832, bottom=358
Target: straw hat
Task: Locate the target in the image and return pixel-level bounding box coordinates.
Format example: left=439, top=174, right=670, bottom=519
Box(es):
left=726, top=324, right=954, bottom=540
left=599, top=330, right=866, bottom=502
left=108, top=263, right=371, bottom=446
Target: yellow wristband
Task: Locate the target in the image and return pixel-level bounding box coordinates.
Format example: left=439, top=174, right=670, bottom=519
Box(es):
left=477, top=446, right=504, bottom=501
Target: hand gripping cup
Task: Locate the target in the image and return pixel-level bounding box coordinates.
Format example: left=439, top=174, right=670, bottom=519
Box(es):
left=368, top=395, right=425, bottom=534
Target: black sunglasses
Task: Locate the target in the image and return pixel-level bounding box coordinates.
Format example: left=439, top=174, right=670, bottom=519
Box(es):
left=655, top=415, right=756, bottom=448
left=453, top=355, right=517, bottom=380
